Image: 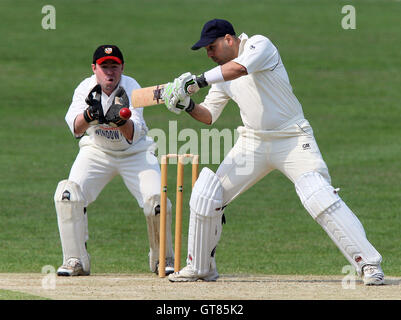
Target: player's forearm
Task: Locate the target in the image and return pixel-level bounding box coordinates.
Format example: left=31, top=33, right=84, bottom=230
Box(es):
left=197, top=61, right=247, bottom=87
left=220, top=61, right=248, bottom=81
left=74, top=113, right=90, bottom=136
left=188, top=104, right=212, bottom=125
left=190, top=62, right=247, bottom=96
left=118, top=119, right=134, bottom=141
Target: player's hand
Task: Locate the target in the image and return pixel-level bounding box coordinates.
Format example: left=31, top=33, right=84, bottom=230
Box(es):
left=177, top=96, right=195, bottom=113
left=105, top=87, right=130, bottom=127
left=177, top=72, right=200, bottom=95
left=162, top=80, right=183, bottom=114
left=84, top=84, right=105, bottom=124
left=176, top=72, right=210, bottom=95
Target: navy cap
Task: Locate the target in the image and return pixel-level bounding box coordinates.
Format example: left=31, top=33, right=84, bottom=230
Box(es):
left=93, top=45, right=124, bottom=64
left=191, top=19, right=236, bottom=50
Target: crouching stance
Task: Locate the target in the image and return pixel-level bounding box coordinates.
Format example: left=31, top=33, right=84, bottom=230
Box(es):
left=55, top=44, right=174, bottom=276
left=55, top=182, right=174, bottom=276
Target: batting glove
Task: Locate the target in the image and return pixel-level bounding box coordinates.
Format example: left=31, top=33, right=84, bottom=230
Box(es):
left=177, top=72, right=198, bottom=95
left=177, top=96, right=195, bottom=113
left=178, top=72, right=209, bottom=95
left=162, top=80, right=183, bottom=114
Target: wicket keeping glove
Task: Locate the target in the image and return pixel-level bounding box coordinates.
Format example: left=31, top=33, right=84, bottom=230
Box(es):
left=105, top=87, right=130, bottom=127
left=84, top=84, right=105, bottom=124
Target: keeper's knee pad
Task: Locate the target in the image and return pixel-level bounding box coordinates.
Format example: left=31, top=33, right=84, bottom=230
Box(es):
left=144, top=194, right=174, bottom=272
left=54, top=180, right=90, bottom=271
left=295, top=172, right=381, bottom=273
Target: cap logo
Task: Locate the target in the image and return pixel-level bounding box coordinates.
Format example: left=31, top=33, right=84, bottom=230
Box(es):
left=104, top=47, right=113, bottom=54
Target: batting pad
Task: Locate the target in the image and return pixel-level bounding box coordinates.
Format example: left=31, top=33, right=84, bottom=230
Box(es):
left=295, top=171, right=340, bottom=219
left=295, top=172, right=382, bottom=273
left=187, top=168, right=224, bottom=275
left=54, top=180, right=90, bottom=272
left=189, top=167, right=224, bottom=217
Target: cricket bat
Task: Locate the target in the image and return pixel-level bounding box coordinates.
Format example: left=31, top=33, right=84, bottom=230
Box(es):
left=131, top=84, right=167, bottom=108
left=131, top=82, right=198, bottom=108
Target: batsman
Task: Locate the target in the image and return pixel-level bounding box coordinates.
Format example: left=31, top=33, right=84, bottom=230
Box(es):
left=162, top=19, right=384, bottom=285
left=54, top=45, right=175, bottom=276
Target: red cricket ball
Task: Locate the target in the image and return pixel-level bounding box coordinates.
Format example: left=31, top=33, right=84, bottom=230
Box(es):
left=119, top=107, right=131, bottom=120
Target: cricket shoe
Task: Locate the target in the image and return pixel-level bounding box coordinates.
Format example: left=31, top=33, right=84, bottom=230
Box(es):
left=57, top=258, right=90, bottom=276
left=155, top=257, right=175, bottom=276
left=362, top=264, right=384, bottom=285
left=168, top=264, right=219, bottom=282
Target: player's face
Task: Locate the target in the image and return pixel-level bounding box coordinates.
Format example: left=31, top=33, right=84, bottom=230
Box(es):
left=92, top=60, right=124, bottom=95
left=205, top=36, right=237, bottom=65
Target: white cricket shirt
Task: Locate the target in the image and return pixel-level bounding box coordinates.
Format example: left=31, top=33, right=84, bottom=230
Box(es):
left=201, top=33, right=304, bottom=130
left=65, top=74, right=148, bottom=151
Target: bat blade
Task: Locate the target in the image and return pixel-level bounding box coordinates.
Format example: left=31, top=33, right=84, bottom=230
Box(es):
left=131, top=84, right=167, bottom=108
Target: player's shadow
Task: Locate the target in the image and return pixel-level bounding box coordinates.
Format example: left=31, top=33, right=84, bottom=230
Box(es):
left=219, top=275, right=401, bottom=286
left=384, top=279, right=401, bottom=286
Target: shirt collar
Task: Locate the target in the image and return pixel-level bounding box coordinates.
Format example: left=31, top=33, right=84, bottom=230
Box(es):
left=237, top=33, right=249, bottom=56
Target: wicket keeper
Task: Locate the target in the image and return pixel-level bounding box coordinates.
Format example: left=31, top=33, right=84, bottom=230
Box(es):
left=54, top=45, right=175, bottom=276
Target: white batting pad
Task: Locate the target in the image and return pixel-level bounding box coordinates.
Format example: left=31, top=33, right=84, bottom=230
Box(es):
left=187, top=168, right=224, bottom=275
left=54, top=180, right=90, bottom=272
left=295, top=172, right=381, bottom=273
left=317, top=200, right=382, bottom=274
left=189, top=167, right=224, bottom=217
left=295, top=171, right=340, bottom=219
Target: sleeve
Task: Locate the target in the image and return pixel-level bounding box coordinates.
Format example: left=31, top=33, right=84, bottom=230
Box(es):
left=123, top=76, right=148, bottom=144
left=199, top=83, right=231, bottom=124
left=65, top=78, right=94, bottom=138
left=232, top=35, right=280, bottom=74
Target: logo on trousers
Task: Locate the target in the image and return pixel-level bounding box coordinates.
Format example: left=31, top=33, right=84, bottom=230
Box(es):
left=302, top=143, right=311, bottom=150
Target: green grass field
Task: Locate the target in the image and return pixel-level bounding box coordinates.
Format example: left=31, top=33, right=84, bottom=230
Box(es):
left=1, top=0, right=400, bottom=289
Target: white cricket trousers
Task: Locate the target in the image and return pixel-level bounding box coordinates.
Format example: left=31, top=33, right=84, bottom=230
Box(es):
left=68, top=136, right=161, bottom=208
left=216, top=118, right=330, bottom=204
left=213, top=118, right=382, bottom=273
